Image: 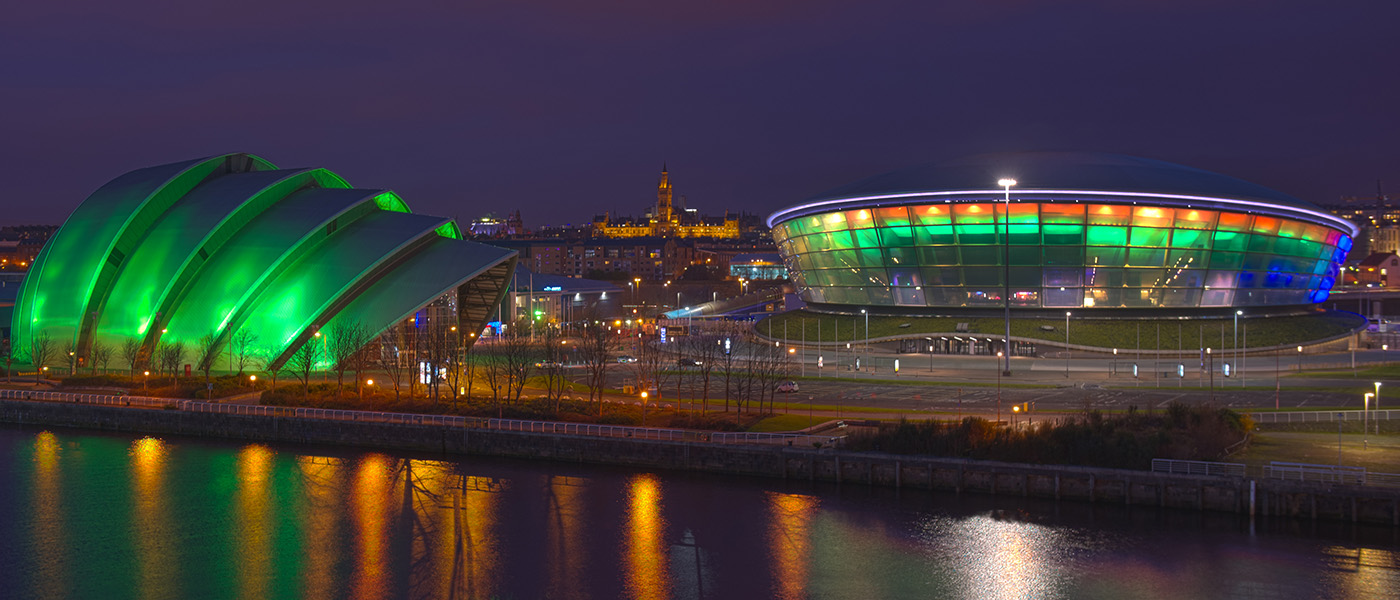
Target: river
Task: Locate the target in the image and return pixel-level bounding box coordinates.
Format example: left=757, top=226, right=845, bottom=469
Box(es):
left=0, top=425, right=1395, bottom=599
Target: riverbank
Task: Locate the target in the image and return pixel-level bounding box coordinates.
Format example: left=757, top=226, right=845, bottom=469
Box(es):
left=2, top=398, right=1397, bottom=526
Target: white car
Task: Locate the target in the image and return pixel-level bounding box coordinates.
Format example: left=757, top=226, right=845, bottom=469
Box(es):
left=777, top=381, right=799, bottom=393
left=616, top=355, right=638, bottom=364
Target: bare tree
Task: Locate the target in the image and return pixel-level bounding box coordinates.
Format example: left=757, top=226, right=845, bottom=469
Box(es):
left=156, top=341, right=186, bottom=378
left=231, top=328, right=260, bottom=375
left=377, top=326, right=409, bottom=401
left=194, top=332, right=225, bottom=398
left=329, top=321, right=373, bottom=399
left=31, top=331, right=55, bottom=379
left=3, top=339, right=22, bottom=383
left=120, top=338, right=143, bottom=376
left=90, top=342, right=113, bottom=375
left=577, top=320, right=615, bottom=414
left=539, top=325, right=569, bottom=413
left=685, top=334, right=722, bottom=413
left=286, top=339, right=321, bottom=398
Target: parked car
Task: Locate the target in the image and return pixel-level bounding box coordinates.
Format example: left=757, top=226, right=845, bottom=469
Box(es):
left=677, top=358, right=702, bottom=367
left=616, top=355, right=638, bottom=364
left=777, top=381, right=799, bottom=393
left=534, top=360, right=563, bottom=369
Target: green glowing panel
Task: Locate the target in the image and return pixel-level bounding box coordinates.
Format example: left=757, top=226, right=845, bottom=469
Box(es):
left=92, top=169, right=342, bottom=353
left=954, top=224, right=996, bottom=244
left=12, top=154, right=274, bottom=354
left=914, top=225, right=955, bottom=245
left=162, top=188, right=387, bottom=346
left=434, top=222, right=464, bottom=239
left=233, top=212, right=448, bottom=364
left=1170, top=229, right=1211, bottom=249
left=1042, top=224, right=1084, bottom=245
left=374, top=192, right=411, bottom=213
left=1086, top=226, right=1128, bottom=246
left=320, top=237, right=515, bottom=346
left=1129, top=227, right=1170, bottom=247
left=852, top=229, right=881, bottom=248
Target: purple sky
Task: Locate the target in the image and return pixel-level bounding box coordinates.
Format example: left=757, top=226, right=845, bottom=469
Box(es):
left=4, top=1, right=1397, bottom=227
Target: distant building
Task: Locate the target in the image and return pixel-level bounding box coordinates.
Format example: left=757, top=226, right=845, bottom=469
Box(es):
left=492, top=237, right=698, bottom=282
left=1355, top=253, right=1400, bottom=287
left=728, top=253, right=788, bottom=281
left=0, top=225, right=57, bottom=270
left=506, top=267, right=621, bottom=324
left=469, top=210, right=525, bottom=238
left=593, top=166, right=740, bottom=239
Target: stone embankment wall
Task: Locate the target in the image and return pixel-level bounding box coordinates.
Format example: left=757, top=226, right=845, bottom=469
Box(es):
left=3, top=399, right=1397, bottom=525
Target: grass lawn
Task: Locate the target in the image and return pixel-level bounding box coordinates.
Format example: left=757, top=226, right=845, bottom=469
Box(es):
left=758, top=309, right=1363, bottom=349
left=748, top=413, right=822, bottom=432
left=1236, top=431, right=1400, bottom=472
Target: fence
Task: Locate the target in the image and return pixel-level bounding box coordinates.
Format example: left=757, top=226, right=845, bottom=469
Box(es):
left=1249, top=409, right=1400, bottom=424
left=0, top=389, right=844, bottom=448
left=1151, top=458, right=1247, bottom=478
left=1264, top=462, right=1368, bottom=485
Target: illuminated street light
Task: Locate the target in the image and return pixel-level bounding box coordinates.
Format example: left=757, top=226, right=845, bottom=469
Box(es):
left=999, top=178, right=1016, bottom=376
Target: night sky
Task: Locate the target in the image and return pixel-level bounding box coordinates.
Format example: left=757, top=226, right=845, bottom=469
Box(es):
left=5, top=1, right=1397, bottom=227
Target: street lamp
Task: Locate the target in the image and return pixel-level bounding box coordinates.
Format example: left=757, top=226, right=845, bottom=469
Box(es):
left=143, top=370, right=150, bottom=392
left=1297, top=345, right=1303, bottom=372
left=1364, top=392, right=1374, bottom=449
left=1375, top=381, right=1383, bottom=435
left=860, top=308, right=869, bottom=373
left=1064, top=311, right=1071, bottom=378
left=998, top=178, right=1017, bottom=376
left=996, top=351, right=1004, bottom=423
left=1234, top=310, right=1242, bottom=385
left=640, top=390, right=649, bottom=426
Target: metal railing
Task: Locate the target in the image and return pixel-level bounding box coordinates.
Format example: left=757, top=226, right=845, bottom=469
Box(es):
left=1151, top=458, right=1247, bottom=478
left=1, top=389, right=843, bottom=447
left=1249, top=409, right=1400, bottom=424
left=1263, top=462, right=1368, bottom=485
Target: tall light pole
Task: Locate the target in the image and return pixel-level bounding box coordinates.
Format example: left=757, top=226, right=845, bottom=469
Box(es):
left=1064, top=311, right=1071, bottom=378
left=1364, top=392, right=1373, bottom=449
left=861, top=308, right=869, bottom=372
left=1375, top=381, right=1383, bottom=436
left=998, top=178, right=1017, bottom=376
left=1234, top=310, right=1241, bottom=384
left=996, top=351, right=1003, bottom=423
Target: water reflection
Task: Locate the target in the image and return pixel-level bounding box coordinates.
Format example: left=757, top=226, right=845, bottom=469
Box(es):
left=296, top=455, right=343, bottom=599
left=624, top=474, right=670, bottom=600
left=545, top=476, right=588, bottom=599
left=351, top=453, right=391, bottom=599
left=129, top=437, right=174, bottom=600
left=235, top=444, right=275, bottom=600
left=4, top=427, right=1400, bottom=600
left=31, top=431, right=66, bottom=600
left=767, top=492, right=819, bottom=600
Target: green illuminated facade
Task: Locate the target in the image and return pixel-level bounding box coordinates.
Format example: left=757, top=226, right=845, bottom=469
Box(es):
left=13, top=154, right=516, bottom=369
left=768, top=152, right=1357, bottom=312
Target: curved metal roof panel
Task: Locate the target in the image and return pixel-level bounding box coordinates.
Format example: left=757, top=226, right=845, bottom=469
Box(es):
left=161, top=187, right=388, bottom=344
left=13, top=154, right=272, bottom=350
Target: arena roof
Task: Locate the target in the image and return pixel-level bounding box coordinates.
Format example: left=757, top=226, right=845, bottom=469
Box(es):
left=769, top=152, right=1355, bottom=234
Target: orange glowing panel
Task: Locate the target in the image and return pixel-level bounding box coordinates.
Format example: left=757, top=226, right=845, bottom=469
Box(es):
left=1216, top=211, right=1253, bottom=232
left=1086, top=204, right=1131, bottom=225
left=1251, top=216, right=1282, bottom=236
left=913, top=205, right=952, bottom=227
left=1006, top=203, right=1039, bottom=224
left=953, top=203, right=994, bottom=224
left=844, top=209, right=874, bottom=228
left=874, top=206, right=912, bottom=227
left=1302, top=224, right=1329, bottom=243
left=1277, top=219, right=1305, bottom=238
left=1131, top=206, right=1173, bottom=228
left=1173, top=209, right=1217, bottom=230
left=1040, top=203, right=1085, bottom=224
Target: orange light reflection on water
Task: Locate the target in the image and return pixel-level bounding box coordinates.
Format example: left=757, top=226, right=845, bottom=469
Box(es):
left=767, top=492, right=820, bottom=600
left=129, top=437, right=175, bottom=600
left=235, top=444, right=274, bottom=600
left=351, top=454, right=392, bottom=600
left=624, top=474, right=670, bottom=600
left=32, top=431, right=66, bottom=600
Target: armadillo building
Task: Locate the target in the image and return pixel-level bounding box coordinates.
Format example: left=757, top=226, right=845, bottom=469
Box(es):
left=768, top=152, right=1356, bottom=315
left=12, top=154, right=516, bottom=370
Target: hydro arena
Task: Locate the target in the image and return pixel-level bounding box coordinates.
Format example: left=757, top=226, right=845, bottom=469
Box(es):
left=767, top=152, right=1357, bottom=316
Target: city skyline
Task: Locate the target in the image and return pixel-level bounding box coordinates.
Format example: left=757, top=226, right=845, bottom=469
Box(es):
left=4, top=1, right=1397, bottom=225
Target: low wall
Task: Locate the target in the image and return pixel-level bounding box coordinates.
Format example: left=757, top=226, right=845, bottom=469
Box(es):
left=2, top=399, right=1398, bottom=526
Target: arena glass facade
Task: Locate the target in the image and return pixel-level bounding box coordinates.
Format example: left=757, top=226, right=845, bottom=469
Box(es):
left=12, top=154, right=517, bottom=370
left=768, top=153, right=1357, bottom=311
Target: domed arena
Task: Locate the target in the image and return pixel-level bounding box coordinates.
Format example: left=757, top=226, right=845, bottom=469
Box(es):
left=767, top=152, right=1356, bottom=315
